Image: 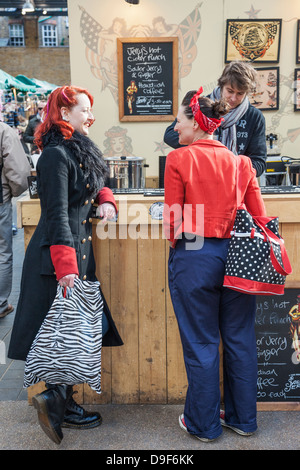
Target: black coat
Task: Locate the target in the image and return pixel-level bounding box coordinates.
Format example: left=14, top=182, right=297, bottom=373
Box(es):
left=23, top=115, right=41, bottom=152
left=8, top=132, right=123, bottom=361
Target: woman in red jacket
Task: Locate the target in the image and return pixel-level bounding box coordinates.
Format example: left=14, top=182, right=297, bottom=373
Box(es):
left=163, top=87, right=266, bottom=442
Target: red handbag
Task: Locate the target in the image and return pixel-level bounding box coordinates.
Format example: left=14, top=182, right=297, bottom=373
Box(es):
left=223, top=157, right=292, bottom=295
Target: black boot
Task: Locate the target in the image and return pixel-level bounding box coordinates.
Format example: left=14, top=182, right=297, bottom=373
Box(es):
left=32, top=384, right=72, bottom=444
left=62, top=387, right=102, bottom=429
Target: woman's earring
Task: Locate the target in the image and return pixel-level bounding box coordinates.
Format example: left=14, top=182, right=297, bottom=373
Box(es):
left=62, top=116, right=69, bottom=122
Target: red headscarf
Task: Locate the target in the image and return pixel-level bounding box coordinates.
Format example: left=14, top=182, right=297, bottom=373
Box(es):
left=189, top=87, right=223, bottom=134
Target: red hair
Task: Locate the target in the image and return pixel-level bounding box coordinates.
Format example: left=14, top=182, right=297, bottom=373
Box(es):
left=34, top=85, right=94, bottom=150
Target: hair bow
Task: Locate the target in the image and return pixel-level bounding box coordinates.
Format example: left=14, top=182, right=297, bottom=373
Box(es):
left=189, top=86, right=223, bottom=135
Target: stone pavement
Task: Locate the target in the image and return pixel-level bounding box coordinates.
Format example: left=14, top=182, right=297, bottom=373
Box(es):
left=0, top=402, right=299, bottom=451
left=0, top=197, right=26, bottom=401
left=0, top=196, right=299, bottom=451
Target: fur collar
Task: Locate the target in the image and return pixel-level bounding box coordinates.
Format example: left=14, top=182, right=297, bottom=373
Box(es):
left=42, top=127, right=108, bottom=194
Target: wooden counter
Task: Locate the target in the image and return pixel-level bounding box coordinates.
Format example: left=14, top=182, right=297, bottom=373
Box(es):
left=17, top=192, right=300, bottom=409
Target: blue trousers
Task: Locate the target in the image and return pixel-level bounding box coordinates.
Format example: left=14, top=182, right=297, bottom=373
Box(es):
left=168, top=236, right=258, bottom=440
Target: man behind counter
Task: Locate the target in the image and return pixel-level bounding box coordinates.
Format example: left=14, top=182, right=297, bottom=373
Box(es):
left=164, top=61, right=267, bottom=177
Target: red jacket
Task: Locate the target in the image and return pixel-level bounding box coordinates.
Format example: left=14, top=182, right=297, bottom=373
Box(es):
left=163, top=139, right=266, bottom=247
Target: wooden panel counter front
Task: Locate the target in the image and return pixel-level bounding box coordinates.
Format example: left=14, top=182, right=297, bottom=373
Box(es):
left=17, top=193, right=300, bottom=409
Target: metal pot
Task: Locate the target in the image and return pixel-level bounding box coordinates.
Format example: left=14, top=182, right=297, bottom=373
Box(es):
left=281, top=157, right=300, bottom=185
left=105, top=156, right=148, bottom=189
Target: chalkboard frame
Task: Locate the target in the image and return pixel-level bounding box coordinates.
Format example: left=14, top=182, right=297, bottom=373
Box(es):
left=117, top=37, right=178, bottom=122
left=255, top=288, right=300, bottom=411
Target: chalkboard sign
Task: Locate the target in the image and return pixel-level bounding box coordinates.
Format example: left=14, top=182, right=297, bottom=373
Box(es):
left=117, top=37, right=178, bottom=122
left=255, top=289, right=300, bottom=406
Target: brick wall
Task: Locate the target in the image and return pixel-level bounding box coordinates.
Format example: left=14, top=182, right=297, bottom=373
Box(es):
left=0, top=16, right=70, bottom=86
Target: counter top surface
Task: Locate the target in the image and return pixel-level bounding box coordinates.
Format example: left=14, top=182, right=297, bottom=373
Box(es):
left=17, top=190, right=300, bottom=204
left=17, top=189, right=300, bottom=227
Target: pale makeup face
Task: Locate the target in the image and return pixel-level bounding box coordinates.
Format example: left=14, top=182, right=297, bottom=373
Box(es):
left=111, top=136, right=125, bottom=154
left=174, top=105, right=195, bottom=145
left=62, top=93, right=94, bottom=135
left=221, top=83, right=247, bottom=109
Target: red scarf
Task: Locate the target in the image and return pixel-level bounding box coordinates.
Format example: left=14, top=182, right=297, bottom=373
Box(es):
left=189, top=87, right=223, bottom=134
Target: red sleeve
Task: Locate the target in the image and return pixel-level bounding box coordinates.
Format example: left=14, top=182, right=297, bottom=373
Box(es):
left=95, top=187, right=118, bottom=213
left=243, top=159, right=267, bottom=217
left=50, top=245, right=79, bottom=280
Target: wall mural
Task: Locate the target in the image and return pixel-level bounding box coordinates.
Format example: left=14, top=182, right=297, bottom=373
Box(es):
left=270, top=71, right=300, bottom=153
left=78, top=2, right=300, bottom=160
left=243, top=5, right=300, bottom=155
left=102, top=126, right=134, bottom=157
left=79, top=2, right=202, bottom=157
left=79, top=3, right=202, bottom=102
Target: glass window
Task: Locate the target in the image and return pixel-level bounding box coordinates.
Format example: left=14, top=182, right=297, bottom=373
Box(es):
left=9, top=24, right=24, bottom=47
left=42, top=24, right=57, bottom=47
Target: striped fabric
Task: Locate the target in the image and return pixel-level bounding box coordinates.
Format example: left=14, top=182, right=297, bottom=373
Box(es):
left=24, top=279, right=103, bottom=394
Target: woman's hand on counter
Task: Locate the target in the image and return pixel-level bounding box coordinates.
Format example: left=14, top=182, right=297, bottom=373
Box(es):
left=96, top=202, right=117, bottom=222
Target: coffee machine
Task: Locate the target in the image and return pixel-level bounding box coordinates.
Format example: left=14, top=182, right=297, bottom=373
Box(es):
left=264, top=133, right=287, bottom=186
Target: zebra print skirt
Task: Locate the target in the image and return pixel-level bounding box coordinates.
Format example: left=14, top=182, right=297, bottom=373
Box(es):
left=23, top=278, right=103, bottom=394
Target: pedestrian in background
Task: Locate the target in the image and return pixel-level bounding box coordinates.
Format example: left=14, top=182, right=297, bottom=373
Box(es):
left=23, top=100, right=47, bottom=153
left=0, top=119, right=31, bottom=319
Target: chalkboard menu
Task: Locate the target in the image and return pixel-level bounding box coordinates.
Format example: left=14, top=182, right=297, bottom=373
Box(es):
left=255, top=289, right=300, bottom=405
left=117, top=37, right=178, bottom=122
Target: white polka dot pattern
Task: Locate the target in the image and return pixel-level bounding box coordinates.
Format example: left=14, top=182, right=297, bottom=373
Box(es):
left=224, top=209, right=286, bottom=289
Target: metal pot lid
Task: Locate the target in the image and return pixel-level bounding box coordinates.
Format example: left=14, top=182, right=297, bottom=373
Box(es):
left=104, top=156, right=145, bottom=161
left=281, top=156, right=300, bottom=165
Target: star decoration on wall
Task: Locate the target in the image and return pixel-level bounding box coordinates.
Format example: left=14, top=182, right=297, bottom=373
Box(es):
left=245, top=5, right=261, bottom=19
left=154, top=141, right=170, bottom=155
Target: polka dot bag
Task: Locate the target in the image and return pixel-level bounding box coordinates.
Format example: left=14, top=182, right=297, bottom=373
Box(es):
left=223, top=157, right=292, bottom=295
left=223, top=210, right=292, bottom=295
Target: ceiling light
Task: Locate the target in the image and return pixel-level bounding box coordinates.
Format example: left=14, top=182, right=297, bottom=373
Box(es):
left=125, top=0, right=140, bottom=4
left=22, top=1, right=35, bottom=13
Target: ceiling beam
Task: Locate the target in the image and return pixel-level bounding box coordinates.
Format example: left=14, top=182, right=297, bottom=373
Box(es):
left=0, top=1, right=67, bottom=6
left=0, top=10, right=68, bottom=16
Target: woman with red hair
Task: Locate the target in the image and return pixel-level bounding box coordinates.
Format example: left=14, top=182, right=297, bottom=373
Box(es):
left=8, top=86, right=123, bottom=444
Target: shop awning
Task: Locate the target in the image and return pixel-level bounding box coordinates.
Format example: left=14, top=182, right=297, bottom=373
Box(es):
left=0, top=70, right=58, bottom=96
left=0, top=70, right=37, bottom=92
left=15, top=74, right=38, bottom=88
left=15, top=75, right=58, bottom=95
left=30, top=78, right=58, bottom=93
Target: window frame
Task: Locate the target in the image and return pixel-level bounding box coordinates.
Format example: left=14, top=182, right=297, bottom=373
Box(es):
left=8, top=23, right=25, bottom=47
left=42, top=23, right=57, bottom=47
